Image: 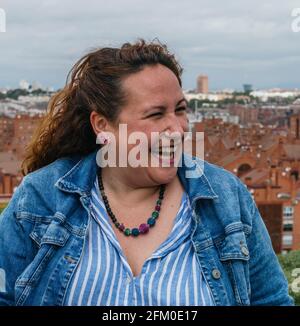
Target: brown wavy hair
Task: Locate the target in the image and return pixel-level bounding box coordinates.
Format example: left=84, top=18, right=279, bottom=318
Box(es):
left=21, top=39, right=183, bottom=176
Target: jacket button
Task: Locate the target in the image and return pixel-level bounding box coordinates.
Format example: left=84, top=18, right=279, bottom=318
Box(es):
left=212, top=269, right=221, bottom=279
left=241, top=246, right=249, bottom=256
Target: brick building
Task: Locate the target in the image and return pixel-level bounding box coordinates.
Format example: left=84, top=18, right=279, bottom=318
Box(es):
left=0, top=152, right=22, bottom=195
left=0, top=116, right=14, bottom=151
left=197, top=75, right=209, bottom=94
left=0, top=114, right=42, bottom=195
left=10, top=114, right=42, bottom=159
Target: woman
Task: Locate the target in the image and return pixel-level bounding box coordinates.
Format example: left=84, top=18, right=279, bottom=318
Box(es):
left=0, top=39, right=294, bottom=306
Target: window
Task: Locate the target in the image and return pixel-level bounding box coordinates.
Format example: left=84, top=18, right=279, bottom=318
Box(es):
left=283, top=223, right=293, bottom=231
left=281, top=249, right=292, bottom=255
left=283, top=206, right=294, bottom=221
left=282, top=234, right=293, bottom=246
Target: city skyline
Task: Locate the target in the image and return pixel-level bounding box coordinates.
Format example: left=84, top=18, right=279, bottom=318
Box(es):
left=0, top=0, right=300, bottom=90
left=1, top=76, right=300, bottom=94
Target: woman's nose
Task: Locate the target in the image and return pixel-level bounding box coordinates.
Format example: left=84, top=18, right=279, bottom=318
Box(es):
left=165, top=115, right=185, bottom=134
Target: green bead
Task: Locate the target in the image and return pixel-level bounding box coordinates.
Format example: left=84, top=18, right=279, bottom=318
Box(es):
left=147, top=218, right=156, bottom=227
left=152, top=211, right=159, bottom=219
left=131, top=228, right=140, bottom=237
left=156, top=199, right=162, bottom=205
left=124, top=228, right=131, bottom=236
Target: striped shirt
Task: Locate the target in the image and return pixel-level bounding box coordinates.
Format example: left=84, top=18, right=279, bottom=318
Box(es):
left=64, top=176, right=215, bottom=306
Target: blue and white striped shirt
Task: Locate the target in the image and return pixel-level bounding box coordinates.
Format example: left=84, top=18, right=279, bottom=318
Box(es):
left=64, top=176, right=215, bottom=306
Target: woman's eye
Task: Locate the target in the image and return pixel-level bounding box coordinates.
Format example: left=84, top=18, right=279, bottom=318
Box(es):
left=147, top=107, right=186, bottom=118
left=148, top=112, right=163, bottom=118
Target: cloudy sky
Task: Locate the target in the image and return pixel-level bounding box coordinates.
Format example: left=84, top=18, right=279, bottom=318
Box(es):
left=0, top=0, right=299, bottom=91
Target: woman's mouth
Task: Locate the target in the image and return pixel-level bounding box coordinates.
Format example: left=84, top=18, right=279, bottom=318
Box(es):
left=150, top=144, right=179, bottom=165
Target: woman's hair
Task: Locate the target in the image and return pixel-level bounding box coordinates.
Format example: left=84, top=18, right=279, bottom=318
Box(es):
left=21, top=38, right=183, bottom=176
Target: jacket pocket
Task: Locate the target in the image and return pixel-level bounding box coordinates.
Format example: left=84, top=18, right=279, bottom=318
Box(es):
left=29, top=215, right=70, bottom=248
left=216, top=230, right=251, bottom=306
left=15, top=216, right=70, bottom=305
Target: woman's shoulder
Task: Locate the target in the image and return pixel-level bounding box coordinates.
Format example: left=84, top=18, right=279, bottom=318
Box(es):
left=23, top=154, right=82, bottom=188
left=203, top=160, right=252, bottom=201
left=194, top=158, right=256, bottom=228
left=12, top=154, right=83, bottom=217
left=190, top=156, right=244, bottom=191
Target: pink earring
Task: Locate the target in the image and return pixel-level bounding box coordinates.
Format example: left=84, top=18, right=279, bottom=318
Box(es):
left=97, top=131, right=110, bottom=145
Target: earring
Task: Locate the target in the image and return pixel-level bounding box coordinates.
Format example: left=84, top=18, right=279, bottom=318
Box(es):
left=97, top=131, right=110, bottom=145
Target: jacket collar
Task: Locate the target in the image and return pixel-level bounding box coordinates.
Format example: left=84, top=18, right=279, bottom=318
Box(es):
left=55, top=149, right=218, bottom=203
left=177, top=154, right=218, bottom=203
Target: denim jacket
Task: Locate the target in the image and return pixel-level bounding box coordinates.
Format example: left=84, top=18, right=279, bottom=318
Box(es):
left=0, top=150, right=294, bottom=306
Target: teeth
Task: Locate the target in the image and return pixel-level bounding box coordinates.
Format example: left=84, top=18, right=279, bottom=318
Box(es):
left=152, top=145, right=177, bottom=154
left=151, top=146, right=177, bottom=158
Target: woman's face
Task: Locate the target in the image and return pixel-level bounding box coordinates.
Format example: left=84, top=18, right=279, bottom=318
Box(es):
left=108, top=63, right=189, bottom=186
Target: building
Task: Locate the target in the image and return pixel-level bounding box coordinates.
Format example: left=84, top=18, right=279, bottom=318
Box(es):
left=0, top=151, right=22, bottom=196
left=191, top=112, right=300, bottom=253
left=227, top=105, right=259, bottom=125
left=197, top=75, right=209, bottom=94
left=10, top=114, right=42, bottom=159
left=290, top=113, right=300, bottom=140
left=0, top=116, right=14, bottom=151
left=19, top=80, right=30, bottom=90
left=0, top=114, right=43, bottom=195
left=243, top=84, right=253, bottom=93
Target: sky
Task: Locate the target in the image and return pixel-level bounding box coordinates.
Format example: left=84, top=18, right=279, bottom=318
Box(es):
left=0, top=0, right=299, bottom=91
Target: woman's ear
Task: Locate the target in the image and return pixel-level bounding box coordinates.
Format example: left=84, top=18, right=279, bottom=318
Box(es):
left=90, top=110, right=109, bottom=135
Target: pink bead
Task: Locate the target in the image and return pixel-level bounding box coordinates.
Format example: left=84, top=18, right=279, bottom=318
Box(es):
left=119, top=224, right=125, bottom=231
left=155, top=205, right=161, bottom=211
left=139, top=223, right=150, bottom=234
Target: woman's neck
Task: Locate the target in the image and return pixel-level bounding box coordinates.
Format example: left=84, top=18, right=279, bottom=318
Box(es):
left=100, top=167, right=161, bottom=206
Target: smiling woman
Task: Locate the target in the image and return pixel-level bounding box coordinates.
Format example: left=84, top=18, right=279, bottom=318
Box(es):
left=0, top=39, right=294, bottom=306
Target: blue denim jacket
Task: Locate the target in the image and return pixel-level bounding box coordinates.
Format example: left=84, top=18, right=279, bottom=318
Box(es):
left=0, top=150, right=294, bottom=306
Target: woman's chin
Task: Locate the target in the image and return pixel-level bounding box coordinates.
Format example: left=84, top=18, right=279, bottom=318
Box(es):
left=148, top=166, right=178, bottom=185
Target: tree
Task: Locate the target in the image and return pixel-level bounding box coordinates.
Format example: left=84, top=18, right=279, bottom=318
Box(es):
left=6, top=89, right=29, bottom=100
left=0, top=203, right=7, bottom=214
left=278, top=250, right=300, bottom=306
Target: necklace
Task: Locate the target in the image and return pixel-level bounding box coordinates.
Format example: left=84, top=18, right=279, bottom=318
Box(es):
left=97, top=169, right=166, bottom=237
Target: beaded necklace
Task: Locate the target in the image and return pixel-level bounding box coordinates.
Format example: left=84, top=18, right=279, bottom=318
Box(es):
left=97, top=169, right=166, bottom=237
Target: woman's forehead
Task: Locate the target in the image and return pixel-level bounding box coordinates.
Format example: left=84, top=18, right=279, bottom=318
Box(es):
left=122, top=68, right=183, bottom=107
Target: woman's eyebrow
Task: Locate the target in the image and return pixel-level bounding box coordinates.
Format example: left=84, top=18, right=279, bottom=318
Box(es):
left=177, top=98, right=188, bottom=106
left=145, top=98, right=188, bottom=111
